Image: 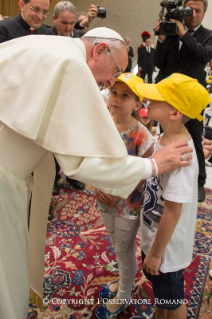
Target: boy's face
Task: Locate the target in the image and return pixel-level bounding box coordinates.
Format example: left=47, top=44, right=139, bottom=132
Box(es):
left=109, top=82, right=141, bottom=116
left=147, top=100, right=172, bottom=122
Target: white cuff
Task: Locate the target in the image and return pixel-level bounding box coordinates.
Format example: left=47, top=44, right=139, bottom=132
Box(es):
left=142, top=158, right=153, bottom=179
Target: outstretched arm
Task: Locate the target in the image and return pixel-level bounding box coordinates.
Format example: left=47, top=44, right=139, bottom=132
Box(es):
left=55, top=142, right=192, bottom=199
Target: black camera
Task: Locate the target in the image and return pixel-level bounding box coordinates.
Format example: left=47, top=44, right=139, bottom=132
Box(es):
left=97, top=7, right=107, bottom=19
left=157, top=0, right=193, bottom=36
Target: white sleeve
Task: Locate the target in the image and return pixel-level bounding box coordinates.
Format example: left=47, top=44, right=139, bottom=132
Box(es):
left=55, top=154, right=152, bottom=198
left=160, top=166, right=195, bottom=203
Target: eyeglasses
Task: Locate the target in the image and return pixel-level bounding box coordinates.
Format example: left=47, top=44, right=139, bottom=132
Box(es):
left=107, top=46, right=123, bottom=78
left=27, top=4, right=50, bottom=16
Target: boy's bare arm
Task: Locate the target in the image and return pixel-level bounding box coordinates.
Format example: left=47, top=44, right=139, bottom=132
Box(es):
left=143, top=200, right=182, bottom=275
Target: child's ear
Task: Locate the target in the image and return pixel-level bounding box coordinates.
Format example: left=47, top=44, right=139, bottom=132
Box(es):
left=134, top=100, right=142, bottom=111
left=170, top=109, right=183, bottom=120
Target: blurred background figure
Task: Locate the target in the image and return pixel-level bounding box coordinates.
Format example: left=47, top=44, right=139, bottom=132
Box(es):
left=124, top=37, right=134, bottom=72
left=76, top=4, right=98, bottom=33
left=137, top=31, right=151, bottom=77
left=137, top=37, right=155, bottom=83
left=139, top=107, right=157, bottom=135
left=0, top=15, right=3, bottom=21
left=76, top=11, right=88, bottom=32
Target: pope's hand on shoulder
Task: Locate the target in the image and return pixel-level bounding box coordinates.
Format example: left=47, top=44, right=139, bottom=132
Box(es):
left=152, top=141, right=193, bottom=176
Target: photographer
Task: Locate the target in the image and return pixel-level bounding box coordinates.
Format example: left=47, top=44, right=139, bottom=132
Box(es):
left=154, top=0, right=212, bottom=202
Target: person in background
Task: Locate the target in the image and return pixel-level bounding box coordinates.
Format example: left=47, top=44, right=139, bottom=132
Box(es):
left=139, top=107, right=153, bottom=134
left=124, top=37, right=134, bottom=72
left=0, top=15, right=3, bottom=21
left=76, top=11, right=88, bottom=32
left=50, top=2, right=98, bottom=38
left=95, top=73, right=154, bottom=319
left=137, top=31, right=151, bottom=77
left=138, top=38, right=155, bottom=83
left=51, top=1, right=83, bottom=37
left=0, top=0, right=52, bottom=42
left=75, top=4, right=98, bottom=33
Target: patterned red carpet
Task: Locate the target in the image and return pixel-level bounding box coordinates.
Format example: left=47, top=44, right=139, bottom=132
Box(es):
left=28, top=185, right=212, bottom=319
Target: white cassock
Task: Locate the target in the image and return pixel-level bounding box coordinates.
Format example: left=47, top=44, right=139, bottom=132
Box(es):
left=0, top=35, right=152, bottom=319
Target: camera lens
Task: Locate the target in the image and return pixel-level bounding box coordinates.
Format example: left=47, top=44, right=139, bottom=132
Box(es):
left=165, top=23, right=175, bottom=32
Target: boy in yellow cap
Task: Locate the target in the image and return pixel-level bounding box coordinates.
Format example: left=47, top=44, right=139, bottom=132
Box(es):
left=135, top=73, right=211, bottom=319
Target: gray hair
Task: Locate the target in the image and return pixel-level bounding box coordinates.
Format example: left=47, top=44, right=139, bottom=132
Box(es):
left=54, top=1, right=76, bottom=18
left=76, top=11, right=88, bottom=21
left=125, top=37, right=130, bottom=41
left=183, top=0, right=208, bottom=12
left=81, top=36, right=126, bottom=54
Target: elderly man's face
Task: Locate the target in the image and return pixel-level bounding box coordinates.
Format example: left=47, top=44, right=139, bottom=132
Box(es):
left=53, top=10, right=76, bottom=36
left=19, top=0, right=50, bottom=28
left=184, top=1, right=205, bottom=29
left=87, top=42, right=128, bottom=87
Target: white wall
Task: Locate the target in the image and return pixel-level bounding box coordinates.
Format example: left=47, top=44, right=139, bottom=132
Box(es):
left=203, top=1, right=212, bottom=30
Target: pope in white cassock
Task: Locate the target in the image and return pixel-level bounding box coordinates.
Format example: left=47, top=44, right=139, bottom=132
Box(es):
left=0, top=27, right=192, bottom=319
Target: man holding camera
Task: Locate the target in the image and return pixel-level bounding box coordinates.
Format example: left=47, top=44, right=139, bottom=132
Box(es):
left=154, top=0, right=212, bottom=202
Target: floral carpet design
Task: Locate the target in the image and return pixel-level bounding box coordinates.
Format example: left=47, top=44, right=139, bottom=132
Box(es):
left=28, top=184, right=212, bottom=319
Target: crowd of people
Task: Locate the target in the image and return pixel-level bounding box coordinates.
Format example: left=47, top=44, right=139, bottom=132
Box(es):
left=0, top=1, right=212, bottom=319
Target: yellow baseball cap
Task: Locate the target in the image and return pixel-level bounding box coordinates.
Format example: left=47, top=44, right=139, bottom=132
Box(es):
left=206, top=75, right=212, bottom=83
left=115, top=73, right=144, bottom=101
left=135, top=73, right=212, bottom=121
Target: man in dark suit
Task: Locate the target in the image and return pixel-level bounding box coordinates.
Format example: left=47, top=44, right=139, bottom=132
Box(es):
left=138, top=38, right=155, bottom=83
left=0, top=0, right=51, bottom=43
left=154, top=0, right=212, bottom=202
left=50, top=1, right=84, bottom=38
left=50, top=2, right=98, bottom=38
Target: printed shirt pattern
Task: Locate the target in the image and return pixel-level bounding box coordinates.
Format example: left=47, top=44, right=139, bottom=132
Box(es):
left=96, top=121, right=154, bottom=219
